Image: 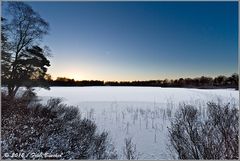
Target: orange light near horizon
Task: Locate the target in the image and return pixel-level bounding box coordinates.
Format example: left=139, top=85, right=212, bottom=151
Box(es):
left=49, top=69, right=90, bottom=81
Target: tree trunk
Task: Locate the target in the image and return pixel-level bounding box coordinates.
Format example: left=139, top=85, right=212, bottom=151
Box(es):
left=7, top=84, right=14, bottom=98
left=7, top=84, right=19, bottom=98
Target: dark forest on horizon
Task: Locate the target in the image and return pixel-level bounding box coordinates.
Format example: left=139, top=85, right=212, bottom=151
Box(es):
left=29, top=73, right=239, bottom=89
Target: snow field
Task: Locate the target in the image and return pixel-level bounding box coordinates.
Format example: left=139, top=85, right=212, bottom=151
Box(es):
left=36, top=87, right=239, bottom=159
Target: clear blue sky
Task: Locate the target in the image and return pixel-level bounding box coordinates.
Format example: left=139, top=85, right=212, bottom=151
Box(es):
left=3, top=1, right=238, bottom=81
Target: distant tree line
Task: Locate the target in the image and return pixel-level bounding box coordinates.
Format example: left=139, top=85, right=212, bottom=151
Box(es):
left=48, top=77, right=105, bottom=86
left=45, top=74, right=239, bottom=89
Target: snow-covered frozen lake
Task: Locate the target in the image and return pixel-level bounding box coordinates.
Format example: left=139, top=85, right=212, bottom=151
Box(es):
left=36, top=87, right=239, bottom=159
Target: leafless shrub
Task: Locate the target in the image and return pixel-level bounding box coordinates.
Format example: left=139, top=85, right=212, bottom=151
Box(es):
left=168, top=102, right=239, bottom=159
left=204, top=102, right=239, bottom=159
left=1, top=95, right=117, bottom=159
left=123, top=137, right=138, bottom=160
left=92, top=132, right=117, bottom=159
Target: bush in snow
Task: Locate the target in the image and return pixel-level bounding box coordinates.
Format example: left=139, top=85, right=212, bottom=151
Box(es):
left=1, top=93, right=117, bottom=159
left=168, top=102, right=239, bottom=159
left=123, top=137, right=138, bottom=160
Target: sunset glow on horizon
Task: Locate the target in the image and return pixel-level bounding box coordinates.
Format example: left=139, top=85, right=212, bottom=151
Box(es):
left=3, top=1, right=237, bottom=81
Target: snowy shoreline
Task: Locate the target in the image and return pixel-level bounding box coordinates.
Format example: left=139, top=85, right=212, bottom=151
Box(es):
left=34, top=87, right=239, bottom=159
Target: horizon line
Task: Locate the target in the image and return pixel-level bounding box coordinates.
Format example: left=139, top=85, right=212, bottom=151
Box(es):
left=50, top=72, right=238, bottom=82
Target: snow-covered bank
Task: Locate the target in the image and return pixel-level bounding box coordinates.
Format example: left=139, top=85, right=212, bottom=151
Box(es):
left=36, top=87, right=238, bottom=159
left=36, top=86, right=238, bottom=105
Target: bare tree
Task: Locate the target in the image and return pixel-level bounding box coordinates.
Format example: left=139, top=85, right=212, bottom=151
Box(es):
left=1, top=17, right=12, bottom=83
left=2, top=2, right=50, bottom=97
